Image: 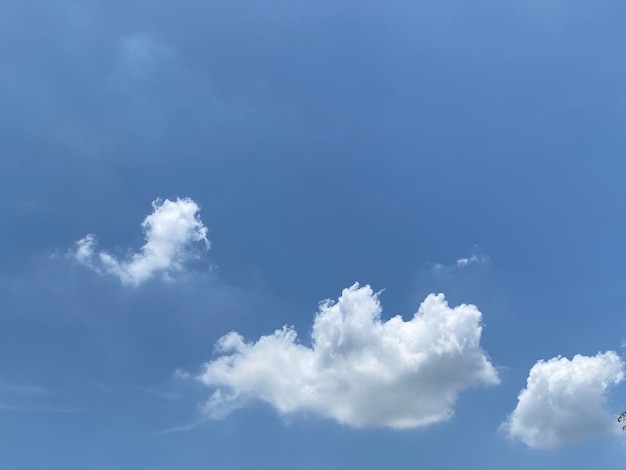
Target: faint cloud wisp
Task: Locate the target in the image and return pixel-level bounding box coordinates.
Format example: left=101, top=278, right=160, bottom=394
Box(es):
left=114, top=32, right=174, bottom=81
left=432, top=246, right=489, bottom=271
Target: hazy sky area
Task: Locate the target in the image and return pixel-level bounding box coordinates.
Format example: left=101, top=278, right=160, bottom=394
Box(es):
left=2, top=1, right=626, bottom=469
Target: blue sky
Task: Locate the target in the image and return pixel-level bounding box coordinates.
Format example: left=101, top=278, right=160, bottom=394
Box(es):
left=2, top=0, right=626, bottom=468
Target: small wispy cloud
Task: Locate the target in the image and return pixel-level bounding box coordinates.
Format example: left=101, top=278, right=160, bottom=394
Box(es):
left=432, top=246, right=488, bottom=271
left=72, top=197, right=210, bottom=286
left=454, top=253, right=483, bottom=268
left=156, top=422, right=203, bottom=435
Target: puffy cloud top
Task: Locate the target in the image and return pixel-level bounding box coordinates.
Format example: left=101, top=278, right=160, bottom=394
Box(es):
left=502, top=351, right=625, bottom=449
left=73, top=197, right=209, bottom=286
left=198, top=283, right=499, bottom=428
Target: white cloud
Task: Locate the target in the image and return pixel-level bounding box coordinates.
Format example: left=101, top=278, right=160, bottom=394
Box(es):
left=73, top=197, right=209, bottom=286
left=502, top=351, right=625, bottom=449
left=432, top=247, right=488, bottom=271
left=197, top=283, right=499, bottom=429
left=74, top=234, right=97, bottom=265
left=455, top=253, right=482, bottom=268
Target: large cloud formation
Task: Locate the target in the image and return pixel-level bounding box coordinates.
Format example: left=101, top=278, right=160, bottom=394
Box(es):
left=198, top=283, right=499, bottom=428
left=73, top=197, right=209, bottom=286
left=502, top=351, right=625, bottom=449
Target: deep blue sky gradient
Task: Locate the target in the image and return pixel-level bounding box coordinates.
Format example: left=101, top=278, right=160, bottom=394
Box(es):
left=2, top=1, right=626, bottom=468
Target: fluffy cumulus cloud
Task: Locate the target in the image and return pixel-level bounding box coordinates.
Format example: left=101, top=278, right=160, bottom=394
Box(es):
left=197, top=283, right=499, bottom=428
left=73, top=197, right=209, bottom=286
left=502, top=351, right=625, bottom=449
